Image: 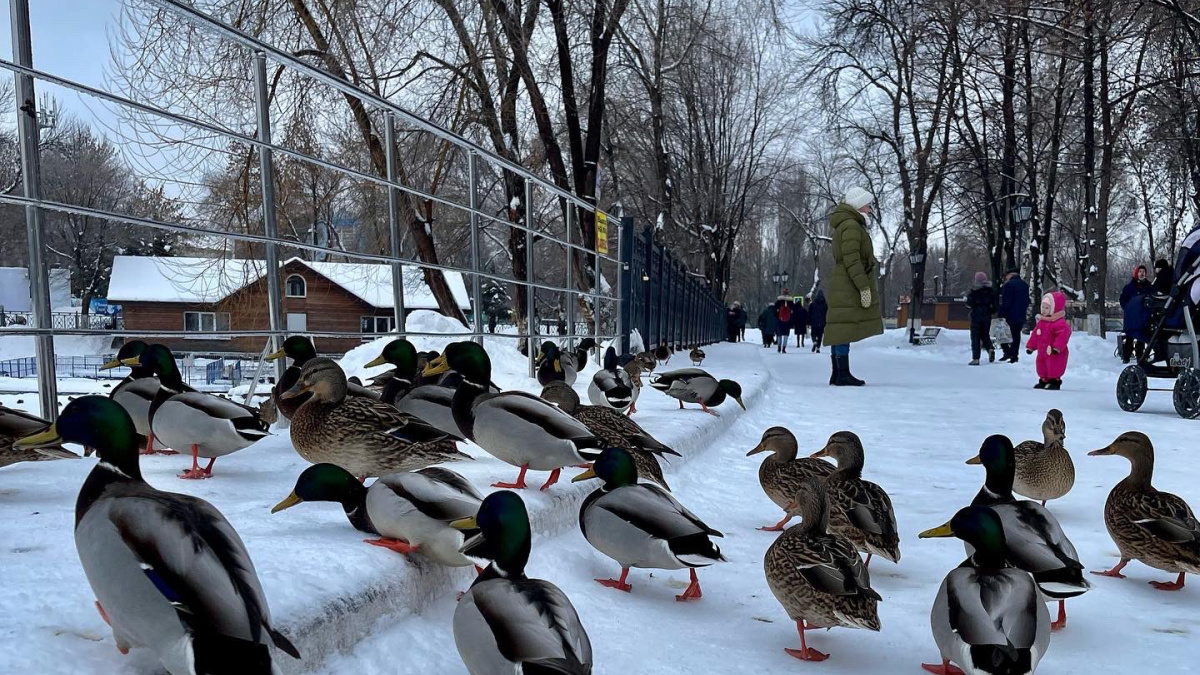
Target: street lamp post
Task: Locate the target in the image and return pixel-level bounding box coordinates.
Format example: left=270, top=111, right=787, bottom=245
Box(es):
left=1012, top=197, right=1034, bottom=271
left=771, top=270, right=789, bottom=295
left=908, top=250, right=926, bottom=344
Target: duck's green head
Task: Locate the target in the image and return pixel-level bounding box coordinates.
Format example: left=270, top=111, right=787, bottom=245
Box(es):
left=573, top=447, right=638, bottom=489
left=452, top=490, right=531, bottom=574
left=537, top=341, right=561, bottom=367
left=101, top=340, right=147, bottom=371
left=603, top=346, right=618, bottom=371
left=919, top=506, right=1007, bottom=564
left=966, top=434, right=1016, bottom=496
left=719, top=379, right=746, bottom=410
left=425, top=341, right=491, bottom=387
left=126, top=344, right=181, bottom=386
left=16, top=396, right=140, bottom=477
left=268, top=336, right=317, bottom=365
left=364, top=338, right=418, bottom=380
left=272, top=463, right=364, bottom=513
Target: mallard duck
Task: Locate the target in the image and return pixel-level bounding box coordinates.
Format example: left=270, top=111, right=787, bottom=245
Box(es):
left=284, top=358, right=469, bottom=479
left=15, top=396, right=299, bottom=671
left=450, top=491, right=592, bottom=674
left=131, top=345, right=269, bottom=479
left=366, top=339, right=497, bottom=437
left=587, top=347, right=634, bottom=412
left=535, top=341, right=576, bottom=386
left=620, top=355, right=646, bottom=414
left=1089, top=432, right=1200, bottom=591
left=966, top=434, right=1090, bottom=629
left=764, top=478, right=881, bottom=662
left=810, top=431, right=900, bottom=566
left=1012, top=409, right=1073, bottom=506
left=573, top=447, right=725, bottom=600
left=689, top=347, right=705, bottom=366
left=636, top=351, right=657, bottom=374
left=541, top=381, right=678, bottom=490
left=919, top=506, right=1050, bottom=675
left=424, top=341, right=600, bottom=491
left=1, top=403, right=78, bottom=467
left=649, top=368, right=745, bottom=416
left=653, top=344, right=672, bottom=364
left=747, top=427, right=835, bottom=531
left=272, top=462, right=482, bottom=566
left=100, top=340, right=172, bottom=455
left=266, top=336, right=378, bottom=420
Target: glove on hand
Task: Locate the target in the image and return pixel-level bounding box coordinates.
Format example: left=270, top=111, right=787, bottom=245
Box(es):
left=860, top=289, right=872, bottom=308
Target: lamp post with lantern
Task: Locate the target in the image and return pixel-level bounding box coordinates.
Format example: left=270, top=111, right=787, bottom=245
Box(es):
left=1012, top=197, right=1034, bottom=272
left=772, top=270, right=789, bottom=295
left=908, top=250, right=926, bottom=344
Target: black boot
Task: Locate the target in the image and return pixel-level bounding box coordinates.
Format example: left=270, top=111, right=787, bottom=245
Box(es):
left=833, top=355, right=865, bottom=386
left=1034, top=379, right=1048, bottom=389
left=829, top=355, right=838, bottom=385
left=1046, top=379, right=1062, bottom=391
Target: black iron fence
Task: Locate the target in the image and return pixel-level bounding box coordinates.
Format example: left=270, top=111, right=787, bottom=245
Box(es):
left=619, top=219, right=728, bottom=352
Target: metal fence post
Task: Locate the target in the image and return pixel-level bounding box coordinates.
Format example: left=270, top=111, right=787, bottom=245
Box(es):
left=253, top=52, right=285, bottom=382
left=9, top=0, right=57, bottom=419
left=565, top=204, right=574, bottom=349
left=384, top=112, right=406, bottom=333
left=616, top=217, right=631, bottom=355
left=525, top=178, right=537, bottom=377
left=468, top=152, right=483, bottom=345
left=593, top=215, right=603, bottom=364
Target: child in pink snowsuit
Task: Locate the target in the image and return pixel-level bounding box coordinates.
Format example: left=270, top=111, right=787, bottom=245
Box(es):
left=1026, top=291, right=1071, bottom=390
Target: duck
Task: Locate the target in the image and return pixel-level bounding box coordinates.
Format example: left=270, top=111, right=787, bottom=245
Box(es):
left=649, top=368, right=745, bottom=416
left=587, top=346, right=635, bottom=412
left=1089, top=432, right=1200, bottom=591
left=1, top=403, right=78, bottom=467
left=541, top=381, right=678, bottom=490
left=573, top=447, right=725, bottom=601
left=99, top=340, right=171, bottom=455
left=620, top=355, right=646, bottom=414
left=450, top=491, right=592, bottom=674
left=536, top=341, right=575, bottom=386
left=966, top=434, right=1090, bottom=630
left=919, top=505, right=1050, bottom=675
left=15, top=396, right=299, bottom=672
left=130, top=344, right=269, bottom=479
left=636, top=351, right=657, bottom=375
left=810, top=431, right=900, bottom=566
left=424, top=341, right=600, bottom=491
left=272, top=462, right=483, bottom=566
left=365, top=338, right=460, bottom=436
left=747, top=426, right=835, bottom=531
left=689, top=346, right=705, bottom=366
left=764, top=478, right=881, bottom=662
left=1012, top=409, right=1074, bottom=506
left=284, top=358, right=470, bottom=479
left=266, top=335, right=378, bottom=420
left=653, top=344, right=672, bottom=364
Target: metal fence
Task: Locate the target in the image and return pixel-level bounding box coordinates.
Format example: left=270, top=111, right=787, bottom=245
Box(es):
left=0, top=354, right=237, bottom=387
left=0, top=311, right=123, bottom=331
left=0, top=0, right=726, bottom=420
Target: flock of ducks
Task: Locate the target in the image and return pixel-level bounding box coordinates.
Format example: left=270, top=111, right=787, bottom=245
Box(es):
left=2, top=337, right=1198, bottom=675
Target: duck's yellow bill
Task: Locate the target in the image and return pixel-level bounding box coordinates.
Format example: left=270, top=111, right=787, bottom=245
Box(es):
left=120, top=357, right=141, bottom=367
left=98, top=358, right=122, bottom=371
left=734, top=396, right=747, bottom=411
left=965, top=455, right=981, bottom=465
left=271, top=491, right=303, bottom=514
left=450, top=515, right=478, bottom=530
left=422, top=354, right=451, bottom=377
left=265, top=348, right=288, bottom=362
left=572, top=467, right=598, bottom=483
left=364, top=355, right=388, bottom=368
left=919, top=522, right=955, bottom=539
left=14, top=424, right=62, bottom=450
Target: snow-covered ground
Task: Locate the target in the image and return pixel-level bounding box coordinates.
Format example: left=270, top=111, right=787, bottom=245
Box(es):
left=2, top=323, right=1198, bottom=674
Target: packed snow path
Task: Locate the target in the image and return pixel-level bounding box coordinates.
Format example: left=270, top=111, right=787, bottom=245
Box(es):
left=314, top=330, right=1199, bottom=675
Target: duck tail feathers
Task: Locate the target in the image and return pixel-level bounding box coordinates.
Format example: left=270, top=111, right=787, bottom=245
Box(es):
left=267, top=626, right=301, bottom=660
left=967, top=645, right=1033, bottom=675
left=191, top=632, right=276, bottom=674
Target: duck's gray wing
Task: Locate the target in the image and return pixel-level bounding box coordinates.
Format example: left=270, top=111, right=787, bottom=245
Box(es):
left=471, top=578, right=592, bottom=673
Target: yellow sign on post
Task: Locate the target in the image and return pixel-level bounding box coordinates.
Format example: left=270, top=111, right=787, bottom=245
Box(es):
left=595, top=212, right=609, bottom=254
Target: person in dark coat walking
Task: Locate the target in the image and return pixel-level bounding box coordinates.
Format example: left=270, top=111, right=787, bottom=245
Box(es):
left=1119, top=264, right=1153, bottom=363
left=758, top=305, right=777, bottom=348
left=774, top=289, right=794, bottom=353
left=792, top=298, right=809, bottom=348
left=809, top=289, right=828, bottom=353
left=732, top=302, right=748, bottom=342
left=997, top=268, right=1031, bottom=363
left=727, top=304, right=740, bottom=342
left=966, top=272, right=997, bottom=365
left=1153, top=258, right=1175, bottom=295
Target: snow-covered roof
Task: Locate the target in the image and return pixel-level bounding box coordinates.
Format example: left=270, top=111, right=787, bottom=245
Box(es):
left=105, top=256, right=470, bottom=310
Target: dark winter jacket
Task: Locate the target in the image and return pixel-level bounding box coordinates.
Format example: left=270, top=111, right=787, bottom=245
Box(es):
left=791, top=304, right=809, bottom=334
left=1120, top=266, right=1153, bottom=339
left=734, top=307, right=748, bottom=329
left=774, top=296, right=794, bottom=329
left=1153, top=259, right=1175, bottom=296
left=809, top=290, right=829, bottom=337
left=823, top=203, right=884, bottom=345
left=758, top=306, right=778, bottom=335
left=966, top=285, right=997, bottom=325
left=998, top=274, right=1030, bottom=324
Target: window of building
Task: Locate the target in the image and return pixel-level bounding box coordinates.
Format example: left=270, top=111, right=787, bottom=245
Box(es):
left=184, top=311, right=231, bottom=339
left=285, top=274, right=307, bottom=298
left=360, top=315, right=395, bottom=334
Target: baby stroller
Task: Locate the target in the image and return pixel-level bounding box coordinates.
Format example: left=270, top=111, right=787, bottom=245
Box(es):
left=1116, top=226, right=1200, bottom=418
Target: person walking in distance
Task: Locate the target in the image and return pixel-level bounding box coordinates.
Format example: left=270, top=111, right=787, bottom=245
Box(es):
left=823, top=188, right=884, bottom=385
left=1118, top=265, right=1152, bottom=363
left=734, top=302, right=748, bottom=342
left=809, top=289, right=828, bottom=353
left=792, top=296, right=809, bottom=348
left=759, top=304, right=777, bottom=348
left=966, top=272, right=997, bottom=365
left=997, top=268, right=1030, bottom=363
left=774, top=289, right=794, bottom=353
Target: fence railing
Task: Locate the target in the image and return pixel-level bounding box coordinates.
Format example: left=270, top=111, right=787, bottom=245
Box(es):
left=0, top=311, right=123, bottom=331
left=0, top=354, right=241, bottom=388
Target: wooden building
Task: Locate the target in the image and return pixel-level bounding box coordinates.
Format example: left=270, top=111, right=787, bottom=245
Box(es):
left=106, top=256, right=470, bottom=355
left=896, top=295, right=972, bottom=330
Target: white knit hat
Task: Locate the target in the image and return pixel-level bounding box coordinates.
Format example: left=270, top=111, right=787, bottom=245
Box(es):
left=843, top=187, right=874, bottom=210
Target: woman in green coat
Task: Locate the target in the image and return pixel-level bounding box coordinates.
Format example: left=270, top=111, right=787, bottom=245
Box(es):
left=825, top=187, right=884, bottom=386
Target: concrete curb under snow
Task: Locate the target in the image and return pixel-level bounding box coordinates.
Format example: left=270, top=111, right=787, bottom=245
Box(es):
left=275, top=342, right=773, bottom=674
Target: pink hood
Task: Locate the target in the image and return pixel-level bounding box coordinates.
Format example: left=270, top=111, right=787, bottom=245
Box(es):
left=1040, top=291, right=1066, bottom=321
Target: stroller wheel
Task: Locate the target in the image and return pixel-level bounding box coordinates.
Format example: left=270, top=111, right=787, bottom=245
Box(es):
left=1116, top=365, right=1148, bottom=412
left=1173, top=368, right=1200, bottom=419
